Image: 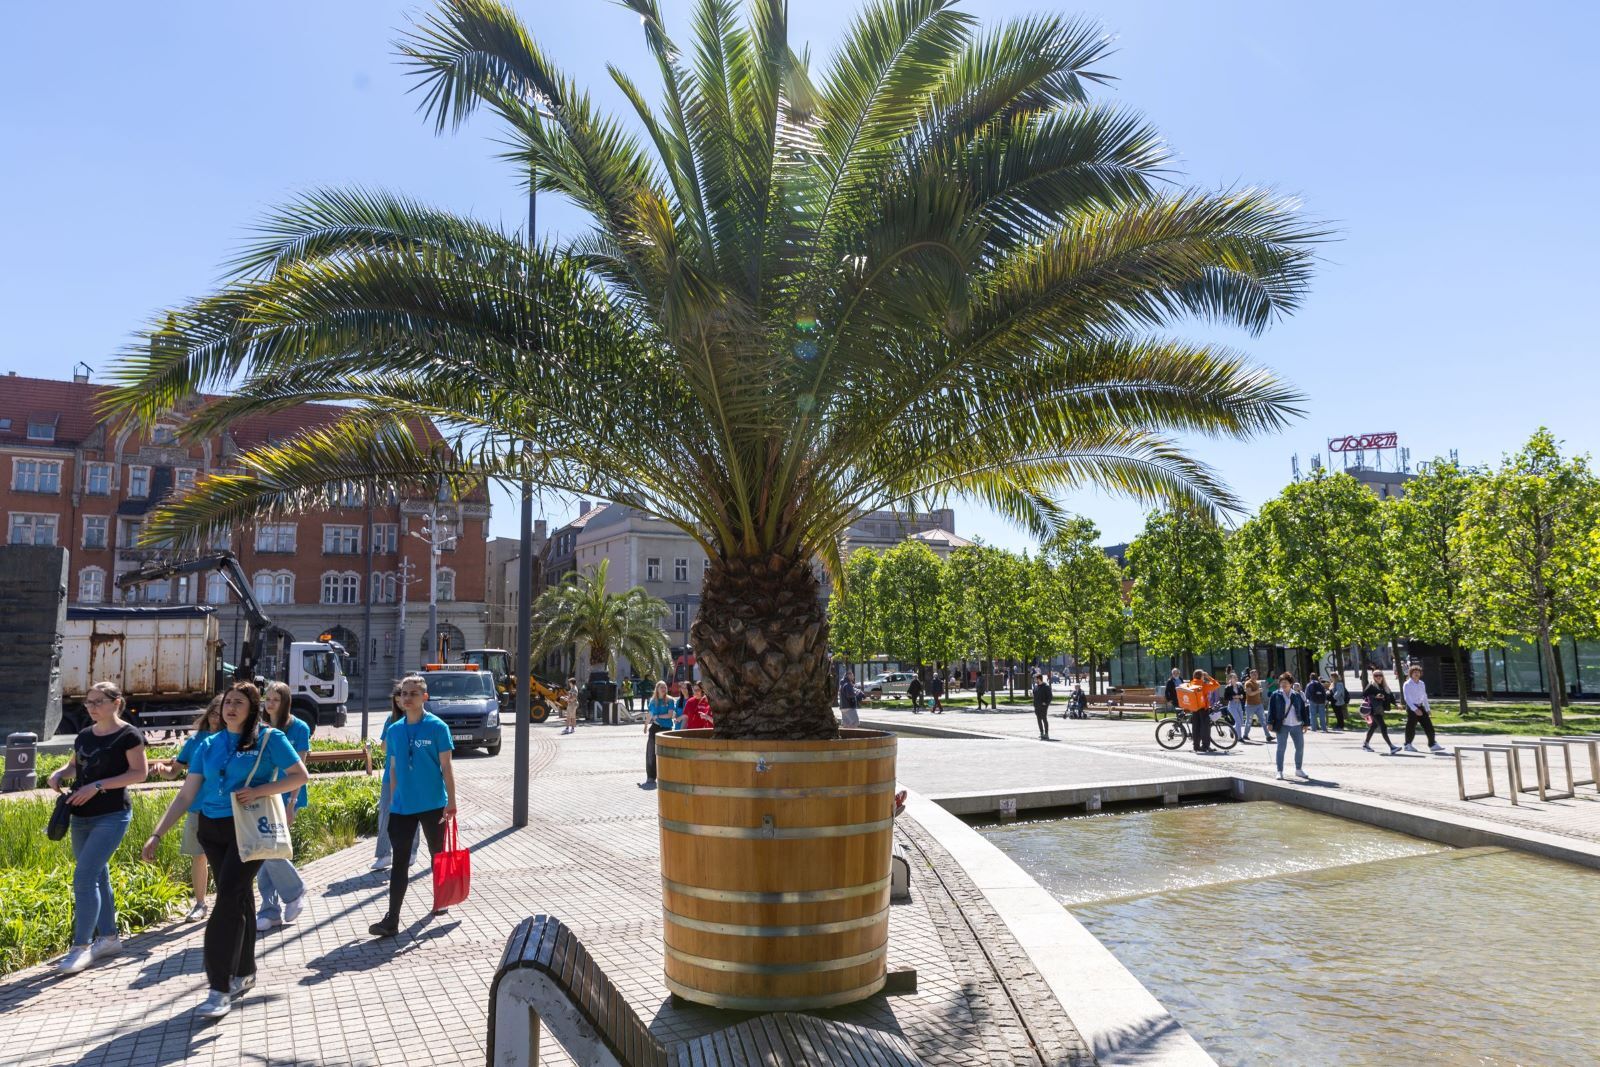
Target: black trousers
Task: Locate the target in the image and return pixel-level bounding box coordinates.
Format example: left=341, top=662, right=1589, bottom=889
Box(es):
left=1191, top=711, right=1212, bottom=752
left=1365, top=710, right=1394, bottom=747
left=196, top=814, right=266, bottom=993
left=1033, top=704, right=1050, bottom=738
left=384, top=807, right=447, bottom=922
left=1331, top=702, right=1347, bottom=730
left=644, top=723, right=667, bottom=781
left=1405, top=708, right=1437, bottom=746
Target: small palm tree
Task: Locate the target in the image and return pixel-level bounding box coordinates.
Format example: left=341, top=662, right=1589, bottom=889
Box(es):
left=532, top=560, right=671, bottom=678
left=105, top=0, right=1319, bottom=739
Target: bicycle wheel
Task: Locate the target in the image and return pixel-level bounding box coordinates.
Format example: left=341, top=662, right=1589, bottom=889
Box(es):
left=1211, top=718, right=1239, bottom=750
left=1155, top=718, right=1188, bottom=750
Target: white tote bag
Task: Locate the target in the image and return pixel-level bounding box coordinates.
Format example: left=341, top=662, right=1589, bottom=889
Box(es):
left=231, top=742, right=294, bottom=862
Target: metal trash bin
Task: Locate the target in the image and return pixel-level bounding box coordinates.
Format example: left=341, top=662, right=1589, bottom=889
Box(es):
left=3, top=732, right=39, bottom=793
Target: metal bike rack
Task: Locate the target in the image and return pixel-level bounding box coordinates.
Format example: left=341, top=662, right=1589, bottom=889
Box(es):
left=1480, top=743, right=1550, bottom=801
left=1453, top=745, right=1519, bottom=805
left=1509, top=740, right=1577, bottom=801
left=1546, top=736, right=1600, bottom=792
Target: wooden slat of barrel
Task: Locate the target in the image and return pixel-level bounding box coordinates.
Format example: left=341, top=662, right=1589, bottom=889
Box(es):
left=656, top=729, right=896, bottom=1010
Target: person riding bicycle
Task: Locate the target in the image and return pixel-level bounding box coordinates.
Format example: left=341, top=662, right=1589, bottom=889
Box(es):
left=1175, top=669, right=1221, bottom=753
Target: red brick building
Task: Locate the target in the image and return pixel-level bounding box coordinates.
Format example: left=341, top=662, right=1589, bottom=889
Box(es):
left=0, top=372, right=489, bottom=691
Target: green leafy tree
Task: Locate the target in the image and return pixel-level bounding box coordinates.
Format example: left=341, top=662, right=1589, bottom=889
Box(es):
left=1009, top=553, right=1063, bottom=689
left=1384, top=462, right=1481, bottom=715
left=1126, top=508, right=1228, bottom=672
left=529, top=560, right=671, bottom=676
left=104, top=0, right=1317, bottom=739
left=1040, top=517, right=1124, bottom=694
left=1461, top=430, right=1600, bottom=727
left=873, top=540, right=945, bottom=676
left=828, top=548, right=882, bottom=668
left=946, top=544, right=1019, bottom=693
left=1235, top=471, right=1385, bottom=676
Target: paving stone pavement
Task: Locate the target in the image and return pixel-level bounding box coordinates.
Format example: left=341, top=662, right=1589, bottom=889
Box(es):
left=3, top=720, right=1093, bottom=1066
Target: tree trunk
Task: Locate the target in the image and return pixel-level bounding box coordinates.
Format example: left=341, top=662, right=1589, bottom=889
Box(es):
left=1553, top=640, right=1571, bottom=707
left=1482, top=648, right=1494, bottom=702
left=694, top=552, right=836, bottom=739
left=1539, top=628, right=1564, bottom=729
left=1450, top=637, right=1469, bottom=718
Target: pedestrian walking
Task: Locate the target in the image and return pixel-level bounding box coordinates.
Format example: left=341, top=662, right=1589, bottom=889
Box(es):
left=1361, top=669, right=1402, bottom=755
left=1242, top=668, right=1272, bottom=742
left=1031, top=672, right=1053, bottom=740
left=838, top=671, right=864, bottom=727
left=975, top=674, right=988, bottom=709
left=1304, top=674, right=1330, bottom=733
left=369, top=674, right=458, bottom=939
left=562, top=676, right=580, bottom=734
left=682, top=682, right=714, bottom=730
left=1402, top=664, right=1447, bottom=753
left=1177, top=670, right=1220, bottom=753
left=48, top=681, right=149, bottom=974
left=169, top=695, right=223, bottom=922
left=906, top=675, right=924, bottom=712
left=371, top=687, right=416, bottom=871
left=254, top=682, right=310, bottom=932
left=927, top=673, right=945, bottom=713
left=1269, top=672, right=1312, bottom=780
left=141, top=682, right=308, bottom=1018
left=640, top=681, right=680, bottom=788
left=1220, top=669, right=1246, bottom=740
left=1329, top=673, right=1350, bottom=731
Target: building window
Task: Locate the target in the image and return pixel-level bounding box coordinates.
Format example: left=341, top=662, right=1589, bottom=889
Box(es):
left=211, top=524, right=232, bottom=551
left=205, top=572, right=229, bottom=605
left=373, top=523, right=398, bottom=554
left=175, top=468, right=197, bottom=492
left=128, top=465, right=151, bottom=498
left=26, top=417, right=57, bottom=442
left=433, top=516, right=459, bottom=551
left=13, top=459, right=63, bottom=493
left=83, top=516, right=108, bottom=550
left=323, top=525, right=361, bottom=555
left=252, top=570, right=294, bottom=605
left=79, top=568, right=105, bottom=604
left=672, top=602, right=691, bottom=631
left=151, top=425, right=179, bottom=446
left=437, top=568, right=456, bottom=602
left=646, top=557, right=661, bottom=581
left=9, top=513, right=57, bottom=545
left=255, top=523, right=296, bottom=553
left=321, top=571, right=361, bottom=605
left=673, top=557, right=688, bottom=582
left=336, top=481, right=364, bottom=508
left=85, top=463, right=112, bottom=495
left=370, top=572, right=398, bottom=604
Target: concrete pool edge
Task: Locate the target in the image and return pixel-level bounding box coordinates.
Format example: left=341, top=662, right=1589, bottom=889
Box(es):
left=903, top=790, right=1217, bottom=1067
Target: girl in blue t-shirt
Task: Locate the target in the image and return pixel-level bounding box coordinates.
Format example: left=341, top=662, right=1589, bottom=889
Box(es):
left=142, top=682, right=308, bottom=1020
left=369, top=674, right=458, bottom=939
left=169, top=696, right=223, bottom=923
left=255, top=682, right=311, bottom=931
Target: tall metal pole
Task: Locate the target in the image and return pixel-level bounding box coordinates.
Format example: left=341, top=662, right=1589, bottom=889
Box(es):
left=426, top=498, right=440, bottom=665
left=513, top=179, right=537, bottom=829
left=361, top=478, right=375, bottom=739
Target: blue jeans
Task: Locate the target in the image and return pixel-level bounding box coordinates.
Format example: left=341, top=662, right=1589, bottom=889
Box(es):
left=69, top=808, right=133, bottom=946
left=1308, top=702, right=1329, bottom=731
left=1276, top=724, right=1306, bottom=774
left=1228, top=701, right=1245, bottom=738
left=373, top=775, right=418, bottom=865
left=1243, top=704, right=1271, bottom=738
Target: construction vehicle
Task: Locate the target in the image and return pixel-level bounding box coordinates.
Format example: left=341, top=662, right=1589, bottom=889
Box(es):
left=461, top=647, right=562, bottom=723
left=114, top=552, right=349, bottom=732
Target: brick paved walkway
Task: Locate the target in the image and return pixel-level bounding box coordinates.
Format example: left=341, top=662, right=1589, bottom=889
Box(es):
left=2, top=722, right=1092, bottom=1067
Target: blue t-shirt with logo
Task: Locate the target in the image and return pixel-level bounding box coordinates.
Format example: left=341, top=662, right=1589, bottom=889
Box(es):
left=177, top=729, right=217, bottom=767
left=281, top=715, right=312, bottom=811
left=382, top=712, right=454, bottom=816
left=191, top=727, right=301, bottom=820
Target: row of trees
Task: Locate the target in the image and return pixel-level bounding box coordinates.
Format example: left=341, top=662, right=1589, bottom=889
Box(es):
left=827, top=519, right=1125, bottom=694
left=1125, top=430, right=1599, bottom=725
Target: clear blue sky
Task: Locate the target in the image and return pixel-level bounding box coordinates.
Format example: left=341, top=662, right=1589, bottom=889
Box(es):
left=5, top=1, right=1596, bottom=550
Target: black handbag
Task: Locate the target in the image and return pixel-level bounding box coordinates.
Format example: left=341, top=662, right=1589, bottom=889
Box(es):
left=47, top=792, right=72, bottom=841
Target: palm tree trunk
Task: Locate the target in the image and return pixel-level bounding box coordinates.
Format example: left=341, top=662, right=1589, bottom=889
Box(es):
left=694, top=552, right=836, bottom=739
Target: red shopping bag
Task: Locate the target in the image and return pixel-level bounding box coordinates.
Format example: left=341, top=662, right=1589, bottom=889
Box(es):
left=432, top=816, right=471, bottom=911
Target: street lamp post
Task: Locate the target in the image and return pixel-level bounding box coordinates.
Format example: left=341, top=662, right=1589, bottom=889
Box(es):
left=513, top=176, right=538, bottom=829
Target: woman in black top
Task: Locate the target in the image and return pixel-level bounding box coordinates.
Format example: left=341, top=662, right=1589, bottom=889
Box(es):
left=1361, top=668, right=1401, bottom=755
left=46, top=681, right=149, bottom=973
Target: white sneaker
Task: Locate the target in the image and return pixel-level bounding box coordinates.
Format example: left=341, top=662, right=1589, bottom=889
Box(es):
left=1295, top=770, right=1311, bottom=780
left=197, top=991, right=232, bottom=1019
left=1404, top=743, right=1418, bottom=752
left=184, top=901, right=209, bottom=923
left=1430, top=743, right=1448, bottom=753
left=1275, top=773, right=1286, bottom=780
left=57, top=945, right=94, bottom=973
left=255, top=914, right=279, bottom=931
left=89, top=935, right=122, bottom=961
left=370, top=857, right=392, bottom=871
left=228, top=974, right=256, bottom=999
left=283, top=893, right=306, bottom=923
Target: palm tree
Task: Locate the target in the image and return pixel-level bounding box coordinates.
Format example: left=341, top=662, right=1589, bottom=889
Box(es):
left=531, top=560, right=671, bottom=678
left=105, top=0, right=1320, bottom=739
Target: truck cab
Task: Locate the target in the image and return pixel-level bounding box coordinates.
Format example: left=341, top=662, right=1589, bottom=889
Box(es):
left=287, top=641, right=349, bottom=730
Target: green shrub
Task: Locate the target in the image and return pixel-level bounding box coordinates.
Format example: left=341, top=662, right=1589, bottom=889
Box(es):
left=0, top=776, right=379, bottom=976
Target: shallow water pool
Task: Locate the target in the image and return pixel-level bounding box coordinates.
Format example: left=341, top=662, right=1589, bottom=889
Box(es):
left=980, top=802, right=1600, bottom=1066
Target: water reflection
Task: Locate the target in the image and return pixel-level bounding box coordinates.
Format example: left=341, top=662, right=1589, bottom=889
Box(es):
left=981, top=802, right=1600, bottom=1066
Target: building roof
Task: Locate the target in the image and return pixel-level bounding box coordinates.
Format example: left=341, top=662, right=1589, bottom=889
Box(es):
left=909, top=528, right=974, bottom=549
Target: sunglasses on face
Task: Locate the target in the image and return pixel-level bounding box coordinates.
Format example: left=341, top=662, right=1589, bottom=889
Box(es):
left=84, top=696, right=112, bottom=707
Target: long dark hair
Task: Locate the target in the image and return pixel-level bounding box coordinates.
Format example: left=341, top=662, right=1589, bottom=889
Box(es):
left=192, top=693, right=224, bottom=733
left=227, top=681, right=265, bottom=750
left=262, top=680, right=294, bottom=730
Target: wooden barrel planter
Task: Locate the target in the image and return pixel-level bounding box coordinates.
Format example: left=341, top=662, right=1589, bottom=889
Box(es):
left=656, top=728, right=897, bottom=1011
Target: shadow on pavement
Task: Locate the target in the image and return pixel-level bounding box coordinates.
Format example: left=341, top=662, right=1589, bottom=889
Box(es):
left=298, top=919, right=460, bottom=986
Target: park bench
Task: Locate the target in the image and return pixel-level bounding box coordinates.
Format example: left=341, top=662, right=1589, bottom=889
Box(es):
left=487, top=915, right=923, bottom=1067
left=304, top=746, right=374, bottom=774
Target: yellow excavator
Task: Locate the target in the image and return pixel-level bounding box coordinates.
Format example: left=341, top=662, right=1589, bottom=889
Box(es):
left=461, top=648, right=569, bottom=723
